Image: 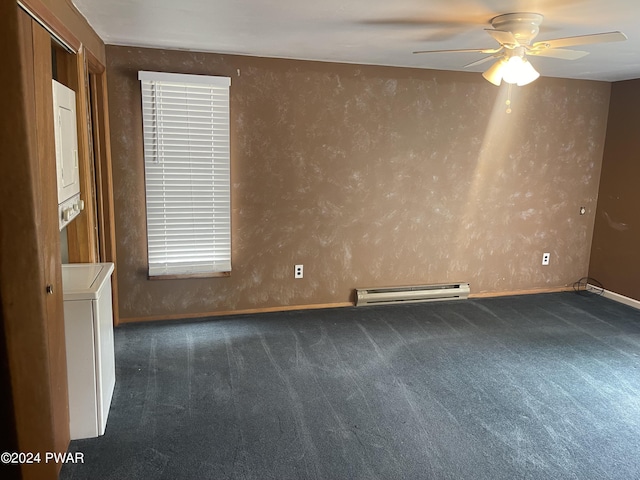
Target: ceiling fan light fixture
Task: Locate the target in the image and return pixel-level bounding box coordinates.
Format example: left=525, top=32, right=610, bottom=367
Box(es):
left=515, top=60, right=540, bottom=86
left=502, top=55, right=539, bottom=86
left=413, top=12, right=626, bottom=88
left=484, top=55, right=540, bottom=87
left=482, top=59, right=506, bottom=86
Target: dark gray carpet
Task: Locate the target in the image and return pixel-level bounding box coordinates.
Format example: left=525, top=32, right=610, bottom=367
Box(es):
left=60, top=292, right=640, bottom=480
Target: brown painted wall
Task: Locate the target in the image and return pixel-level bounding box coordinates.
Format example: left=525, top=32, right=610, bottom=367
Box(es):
left=106, top=45, right=611, bottom=322
left=589, top=79, right=640, bottom=301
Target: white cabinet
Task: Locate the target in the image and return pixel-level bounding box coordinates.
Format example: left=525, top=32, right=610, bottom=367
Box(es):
left=52, top=80, right=83, bottom=230
left=62, top=263, right=115, bottom=440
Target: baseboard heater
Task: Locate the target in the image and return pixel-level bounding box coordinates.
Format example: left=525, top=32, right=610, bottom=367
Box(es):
left=355, top=282, right=470, bottom=306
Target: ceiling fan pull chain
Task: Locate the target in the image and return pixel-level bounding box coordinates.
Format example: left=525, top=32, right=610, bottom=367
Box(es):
left=505, top=83, right=513, bottom=114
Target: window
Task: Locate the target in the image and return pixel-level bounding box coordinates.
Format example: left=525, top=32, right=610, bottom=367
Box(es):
left=138, top=71, right=231, bottom=278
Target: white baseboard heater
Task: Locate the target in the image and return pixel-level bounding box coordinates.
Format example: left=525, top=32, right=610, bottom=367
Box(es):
left=355, top=282, right=470, bottom=306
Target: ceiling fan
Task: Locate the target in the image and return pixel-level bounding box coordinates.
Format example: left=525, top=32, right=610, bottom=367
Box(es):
left=413, top=13, right=627, bottom=86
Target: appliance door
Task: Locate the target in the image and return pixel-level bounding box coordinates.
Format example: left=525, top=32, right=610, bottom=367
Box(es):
left=94, top=283, right=116, bottom=435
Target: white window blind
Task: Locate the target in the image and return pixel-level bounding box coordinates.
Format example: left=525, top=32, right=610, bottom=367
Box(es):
left=138, top=71, right=231, bottom=277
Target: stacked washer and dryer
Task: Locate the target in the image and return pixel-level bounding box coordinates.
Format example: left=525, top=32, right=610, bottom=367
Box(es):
left=53, top=79, right=116, bottom=440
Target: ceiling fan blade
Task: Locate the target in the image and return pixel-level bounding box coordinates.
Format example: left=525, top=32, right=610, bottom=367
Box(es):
left=532, top=31, right=627, bottom=49
left=485, top=29, right=518, bottom=46
left=464, top=55, right=499, bottom=68
left=413, top=47, right=502, bottom=55
left=527, top=48, right=590, bottom=60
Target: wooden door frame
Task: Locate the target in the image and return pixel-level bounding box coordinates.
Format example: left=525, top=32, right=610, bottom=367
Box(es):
left=4, top=2, right=117, bottom=478
left=19, top=0, right=119, bottom=324
left=86, top=48, right=120, bottom=325
left=55, top=44, right=100, bottom=264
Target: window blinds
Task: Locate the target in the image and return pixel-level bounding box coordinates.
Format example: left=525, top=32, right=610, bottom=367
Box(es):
left=138, top=71, right=231, bottom=277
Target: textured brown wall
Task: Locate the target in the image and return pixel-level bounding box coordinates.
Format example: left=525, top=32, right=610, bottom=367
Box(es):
left=589, top=79, right=640, bottom=301
left=106, top=45, right=611, bottom=322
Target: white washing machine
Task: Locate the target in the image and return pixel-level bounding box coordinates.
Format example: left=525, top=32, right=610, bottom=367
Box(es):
left=61, top=262, right=115, bottom=440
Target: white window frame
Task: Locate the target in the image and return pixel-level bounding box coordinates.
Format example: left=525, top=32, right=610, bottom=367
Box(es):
left=138, top=71, right=231, bottom=278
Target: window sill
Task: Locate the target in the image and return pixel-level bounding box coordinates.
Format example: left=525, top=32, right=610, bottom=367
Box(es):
left=148, top=271, right=231, bottom=280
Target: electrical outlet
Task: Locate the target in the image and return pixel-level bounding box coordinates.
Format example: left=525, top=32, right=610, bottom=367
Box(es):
left=542, top=253, right=550, bottom=266
left=294, top=264, right=303, bottom=279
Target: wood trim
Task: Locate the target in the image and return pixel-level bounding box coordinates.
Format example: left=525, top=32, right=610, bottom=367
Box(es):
left=469, top=286, right=573, bottom=299
left=119, top=287, right=577, bottom=325
left=89, top=72, right=107, bottom=262
left=85, top=47, right=105, bottom=74
left=65, top=45, right=99, bottom=263
left=87, top=60, right=120, bottom=324
left=589, top=285, right=640, bottom=310
left=149, top=271, right=231, bottom=280
left=17, top=0, right=80, bottom=52
left=119, top=302, right=355, bottom=324
left=61, top=41, right=120, bottom=324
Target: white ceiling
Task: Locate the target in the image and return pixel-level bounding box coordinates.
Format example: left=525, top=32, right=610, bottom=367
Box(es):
left=72, top=0, right=640, bottom=82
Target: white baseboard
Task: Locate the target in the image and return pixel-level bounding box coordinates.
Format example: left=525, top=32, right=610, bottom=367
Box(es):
left=587, top=284, right=640, bottom=310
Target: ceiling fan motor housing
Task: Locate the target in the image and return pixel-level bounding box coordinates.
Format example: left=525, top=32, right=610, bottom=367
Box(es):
left=490, top=13, right=544, bottom=45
